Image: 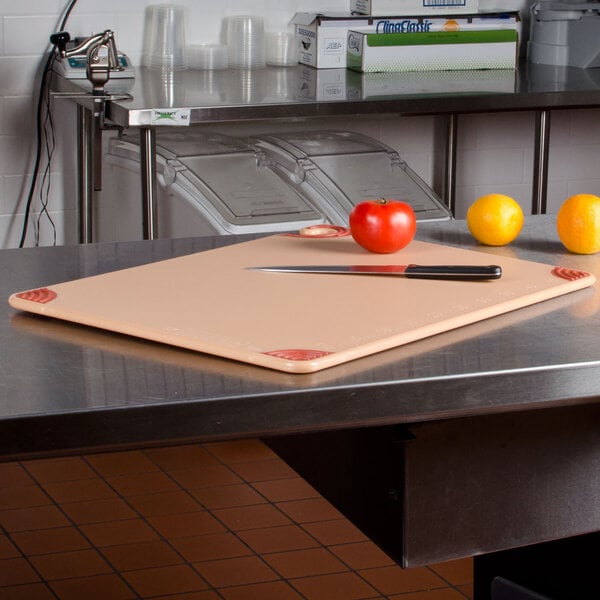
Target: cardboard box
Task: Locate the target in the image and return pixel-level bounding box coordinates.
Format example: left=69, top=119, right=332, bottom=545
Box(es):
left=293, top=13, right=373, bottom=69
left=293, top=11, right=520, bottom=69
left=351, top=0, right=479, bottom=17
left=347, top=29, right=518, bottom=72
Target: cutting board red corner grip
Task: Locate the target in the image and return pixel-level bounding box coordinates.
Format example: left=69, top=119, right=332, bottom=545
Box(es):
left=7, top=236, right=597, bottom=374
left=11, top=287, right=58, bottom=305
left=551, top=265, right=595, bottom=283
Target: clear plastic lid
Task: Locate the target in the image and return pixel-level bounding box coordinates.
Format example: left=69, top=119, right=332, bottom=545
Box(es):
left=110, top=131, right=325, bottom=231
left=250, top=131, right=451, bottom=223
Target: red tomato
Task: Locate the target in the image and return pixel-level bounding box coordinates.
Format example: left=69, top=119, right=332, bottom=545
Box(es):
left=349, top=199, right=416, bottom=253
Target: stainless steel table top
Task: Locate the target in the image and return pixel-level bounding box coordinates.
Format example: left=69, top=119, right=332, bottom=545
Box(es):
left=2, top=216, right=600, bottom=457
left=53, top=62, right=600, bottom=128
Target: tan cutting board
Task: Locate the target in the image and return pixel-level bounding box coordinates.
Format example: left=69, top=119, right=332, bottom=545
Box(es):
left=9, top=234, right=595, bottom=373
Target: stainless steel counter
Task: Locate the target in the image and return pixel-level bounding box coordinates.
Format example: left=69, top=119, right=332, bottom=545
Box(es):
left=2, top=215, right=600, bottom=458
left=53, top=62, right=600, bottom=242
left=4, top=216, right=600, bottom=592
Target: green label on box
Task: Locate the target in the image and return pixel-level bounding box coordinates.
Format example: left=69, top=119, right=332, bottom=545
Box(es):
left=366, top=29, right=517, bottom=47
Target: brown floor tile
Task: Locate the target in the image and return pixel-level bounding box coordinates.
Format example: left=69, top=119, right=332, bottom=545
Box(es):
left=191, top=483, right=267, bottom=510
left=0, top=485, right=51, bottom=511
left=0, top=557, right=40, bottom=586
left=0, top=505, right=70, bottom=533
left=203, top=439, right=277, bottom=464
left=457, top=582, right=474, bottom=599
left=144, top=445, right=219, bottom=470
left=0, top=534, right=20, bottom=559
left=29, top=548, right=112, bottom=581
left=388, top=589, right=468, bottom=600
left=81, top=518, right=160, bottom=547
left=169, top=465, right=242, bottom=490
left=237, top=524, right=320, bottom=554
left=0, top=463, right=34, bottom=487
left=23, top=457, right=96, bottom=484
left=263, top=547, right=348, bottom=578
left=11, top=526, right=90, bottom=555
left=148, top=510, right=225, bottom=539
left=101, top=540, right=184, bottom=571
left=193, top=555, right=279, bottom=588
left=61, top=497, right=137, bottom=524
left=302, top=519, right=369, bottom=546
left=123, top=564, right=209, bottom=597
left=149, top=592, right=220, bottom=600
left=276, top=498, right=344, bottom=523
left=220, top=580, right=304, bottom=599
left=359, top=565, right=447, bottom=596
left=228, top=459, right=298, bottom=483
left=171, top=531, right=253, bottom=562
left=0, top=582, right=55, bottom=600
left=49, top=573, right=136, bottom=600
left=290, top=571, right=380, bottom=600
left=105, top=471, right=181, bottom=497
left=429, top=557, right=473, bottom=586
left=213, top=503, right=291, bottom=531
left=330, top=541, right=396, bottom=570
left=0, top=444, right=475, bottom=600
left=127, top=490, right=203, bottom=517
left=252, top=477, right=320, bottom=502
left=41, top=478, right=118, bottom=504
left=85, top=450, right=159, bottom=476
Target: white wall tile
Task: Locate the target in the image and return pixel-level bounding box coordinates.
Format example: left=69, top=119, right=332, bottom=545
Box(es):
left=4, top=16, right=58, bottom=55
left=1, top=95, right=34, bottom=136
left=0, top=56, right=42, bottom=95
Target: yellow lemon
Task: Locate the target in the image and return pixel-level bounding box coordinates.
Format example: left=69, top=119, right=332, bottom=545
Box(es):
left=556, top=193, right=600, bottom=255
left=466, top=194, right=524, bottom=246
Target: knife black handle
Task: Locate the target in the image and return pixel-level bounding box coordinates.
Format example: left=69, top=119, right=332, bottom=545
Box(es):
left=404, top=264, right=502, bottom=280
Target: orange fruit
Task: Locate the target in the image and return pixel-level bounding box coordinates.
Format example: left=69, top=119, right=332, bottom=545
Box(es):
left=556, top=194, right=600, bottom=255
left=466, top=194, right=524, bottom=246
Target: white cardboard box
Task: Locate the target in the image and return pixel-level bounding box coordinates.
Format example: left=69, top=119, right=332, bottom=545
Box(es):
left=347, top=29, right=518, bottom=72
left=293, top=13, right=373, bottom=69
left=293, top=11, right=520, bottom=69
left=352, top=0, right=479, bottom=17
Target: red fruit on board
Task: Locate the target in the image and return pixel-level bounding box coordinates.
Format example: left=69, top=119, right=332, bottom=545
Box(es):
left=349, top=199, right=417, bottom=254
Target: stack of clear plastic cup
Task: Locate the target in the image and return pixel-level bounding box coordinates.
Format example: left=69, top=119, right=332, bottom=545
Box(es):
left=225, top=15, right=266, bottom=69
left=188, top=44, right=229, bottom=70
left=266, top=32, right=298, bottom=67
left=144, top=4, right=188, bottom=70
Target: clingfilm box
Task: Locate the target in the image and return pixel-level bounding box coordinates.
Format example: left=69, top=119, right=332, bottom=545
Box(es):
left=347, top=29, right=519, bottom=72
left=351, top=0, right=479, bottom=17
left=293, top=12, right=520, bottom=69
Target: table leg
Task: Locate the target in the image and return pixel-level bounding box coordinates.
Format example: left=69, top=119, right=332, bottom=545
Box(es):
left=140, top=127, right=158, bottom=240
left=532, top=109, right=551, bottom=215
left=445, top=114, right=458, bottom=215
left=77, top=105, right=94, bottom=244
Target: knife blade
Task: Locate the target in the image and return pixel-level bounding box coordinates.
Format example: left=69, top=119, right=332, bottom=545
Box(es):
left=249, top=264, right=502, bottom=280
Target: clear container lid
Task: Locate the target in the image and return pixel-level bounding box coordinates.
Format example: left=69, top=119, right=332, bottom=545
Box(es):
left=250, top=131, right=451, bottom=223
left=110, top=130, right=325, bottom=230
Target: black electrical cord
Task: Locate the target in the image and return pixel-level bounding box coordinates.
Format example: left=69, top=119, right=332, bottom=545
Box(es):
left=18, top=0, right=79, bottom=248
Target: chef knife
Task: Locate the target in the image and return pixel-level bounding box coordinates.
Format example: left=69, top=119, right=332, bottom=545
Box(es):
left=249, top=264, right=502, bottom=280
